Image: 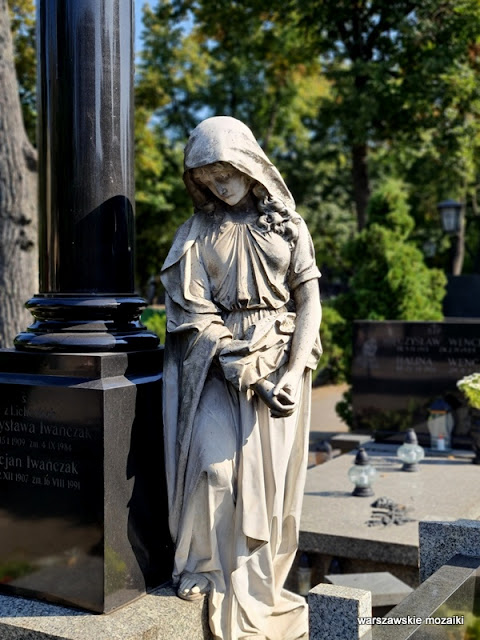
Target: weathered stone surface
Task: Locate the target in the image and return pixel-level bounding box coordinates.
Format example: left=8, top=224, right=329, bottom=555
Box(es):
left=330, top=434, right=373, bottom=453
left=161, top=116, right=322, bottom=638
left=371, top=554, right=480, bottom=640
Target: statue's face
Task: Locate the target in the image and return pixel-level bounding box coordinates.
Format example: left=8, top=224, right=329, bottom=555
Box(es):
left=192, top=163, right=252, bottom=206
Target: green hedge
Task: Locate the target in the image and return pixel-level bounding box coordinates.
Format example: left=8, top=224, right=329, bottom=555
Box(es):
left=141, top=307, right=166, bottom=344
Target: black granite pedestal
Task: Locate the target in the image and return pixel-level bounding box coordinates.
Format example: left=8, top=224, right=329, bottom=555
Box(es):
left=0, top=348, right=172, bottom=613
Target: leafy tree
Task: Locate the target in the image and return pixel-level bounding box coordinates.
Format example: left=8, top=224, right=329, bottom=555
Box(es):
left=134, top=105, right=191, bottom=292
left=0, top=0, right=38, bottom=346
left=134, top=0, right=331, bottom=290
left=136, top=0, right=329, bottom=175
left=333, top=179, right=446, bottom=377
left=7, top=0, right=36, bottom=145
left=293, top=0, right=480, bottom=232
left=136, top=0, right=480, bottom=284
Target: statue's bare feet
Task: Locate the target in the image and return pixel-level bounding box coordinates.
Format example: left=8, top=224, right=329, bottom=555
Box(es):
left=177, top=572, right=210, bottom=601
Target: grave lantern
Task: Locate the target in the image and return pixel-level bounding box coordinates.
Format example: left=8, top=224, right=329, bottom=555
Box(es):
left=348, top=448, right=377, bottom=497
left=397, top=429, right=425, bottom=472
left=437, top=199, right=463, bottom=235
left=427, top=398, right=454, bottom=450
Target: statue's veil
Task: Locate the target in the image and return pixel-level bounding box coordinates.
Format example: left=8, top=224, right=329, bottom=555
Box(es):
left=183, top=116, right=295, bottom=210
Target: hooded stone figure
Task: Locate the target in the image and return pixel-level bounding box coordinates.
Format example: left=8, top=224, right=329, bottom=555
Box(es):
left=161, top=116, right=322, bottom=640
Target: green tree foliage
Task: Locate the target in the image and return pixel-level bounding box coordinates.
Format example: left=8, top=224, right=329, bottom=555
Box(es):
left=291, top=0, right=480, bottom=231
left=141, top=307, right=167, bottom=343
left=340, top=179, right=446, bottom=320
left=7, top=0, right=35, bottom=144
left=315, top=303, right=349, bottom=384
left=137, top=0, right=328, bottom=155
left=136, top=0, right=480, bottom=284
left=333, top=179, right=446, bottom=377
left=134, top=0, right=332, bottom=289
left=134, top=105, right=191, bottom=291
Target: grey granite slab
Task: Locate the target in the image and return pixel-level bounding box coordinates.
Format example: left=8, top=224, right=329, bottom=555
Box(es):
left=330, top=434, right=374, bottom=453
left=324, top=572, right=412, bottom=607
left=309, top=583, right=371, bottom=640
left=300, top=445, right=480, bottom=567
left=419, top=519, right=480, bottom=583
left=0, top=585, right=211, bottom=640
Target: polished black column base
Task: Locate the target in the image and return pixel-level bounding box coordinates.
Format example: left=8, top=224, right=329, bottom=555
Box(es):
left=0, top=348, right=172, bottom=613
left=14, top=295, right=159, bottom=352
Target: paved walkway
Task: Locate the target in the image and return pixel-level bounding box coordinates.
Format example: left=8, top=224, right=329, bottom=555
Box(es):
left=310, top=383, right=349, bottom=438
left=307, top=383, right=350, bottom=466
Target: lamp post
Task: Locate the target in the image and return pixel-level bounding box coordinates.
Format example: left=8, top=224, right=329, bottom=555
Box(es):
left=437, top=199, right=464, bottom=275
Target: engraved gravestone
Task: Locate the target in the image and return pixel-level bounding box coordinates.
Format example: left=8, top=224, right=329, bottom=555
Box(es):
left=352, top=320, right=480, bottom=446
left=0, top=351, right=170, bottom=613
left=0, top=0, right=172, bottom=613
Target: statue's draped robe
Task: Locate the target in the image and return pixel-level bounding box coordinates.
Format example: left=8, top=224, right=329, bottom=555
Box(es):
left=161, top=209, right=321, bottom=640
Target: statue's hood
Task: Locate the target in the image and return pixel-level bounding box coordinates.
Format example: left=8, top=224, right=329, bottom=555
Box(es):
left=183, top=116, right=295, bottom=209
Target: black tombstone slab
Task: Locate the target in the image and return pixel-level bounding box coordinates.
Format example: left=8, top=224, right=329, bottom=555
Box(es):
left=0, top=349, right=172, bottom=612
left=0, top=0, right=174, bottom=615
left=352, top=320, right=480, bottom=446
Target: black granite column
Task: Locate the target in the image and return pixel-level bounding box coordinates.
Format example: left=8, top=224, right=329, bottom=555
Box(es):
left=15, top=0, right=157, bottom=352
left=0, top=0, right=172, bottom=613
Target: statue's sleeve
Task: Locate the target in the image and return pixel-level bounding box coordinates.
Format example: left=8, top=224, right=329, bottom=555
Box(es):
left=287, top=218, right=321, bottom=291
left=161, top=231, right=233, bottom=539
left=161, top=217, right=231, bottom=338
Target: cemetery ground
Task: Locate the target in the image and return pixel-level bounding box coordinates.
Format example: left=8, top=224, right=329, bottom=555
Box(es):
left=310, top=383, right=349, bottom=438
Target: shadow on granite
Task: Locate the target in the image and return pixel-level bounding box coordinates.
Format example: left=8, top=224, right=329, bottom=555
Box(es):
left=304, top=491, right=352, bottom=498
left=0, top=584, right=211, bottom=639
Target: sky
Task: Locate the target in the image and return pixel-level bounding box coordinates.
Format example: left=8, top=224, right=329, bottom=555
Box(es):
left=134, top=0, right=148, bottom=55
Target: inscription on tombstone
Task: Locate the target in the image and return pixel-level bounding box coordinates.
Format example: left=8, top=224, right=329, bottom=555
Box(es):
left=352, top=321, right=480, bottom=446
left=0, top=390, right=100, bottom=491
left=0, top=381, right=104, bottom=609
left=0, top=351, right=171, bottom=613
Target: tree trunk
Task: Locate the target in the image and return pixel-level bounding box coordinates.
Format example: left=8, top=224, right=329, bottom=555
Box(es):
left=0, top=0, right=37, bottom=347
left=352, top=142, right=370, bottom=231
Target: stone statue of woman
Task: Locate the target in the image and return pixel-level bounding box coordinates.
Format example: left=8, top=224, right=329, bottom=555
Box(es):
left=161, top=116, right=322, bottom=640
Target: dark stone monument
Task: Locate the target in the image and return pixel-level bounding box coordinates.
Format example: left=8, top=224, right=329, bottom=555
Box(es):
left=352, top=320, right=480, bottom=447
left=443, top=275, right=480, bottom=319
left=0, top=0, right=172, bottom=613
